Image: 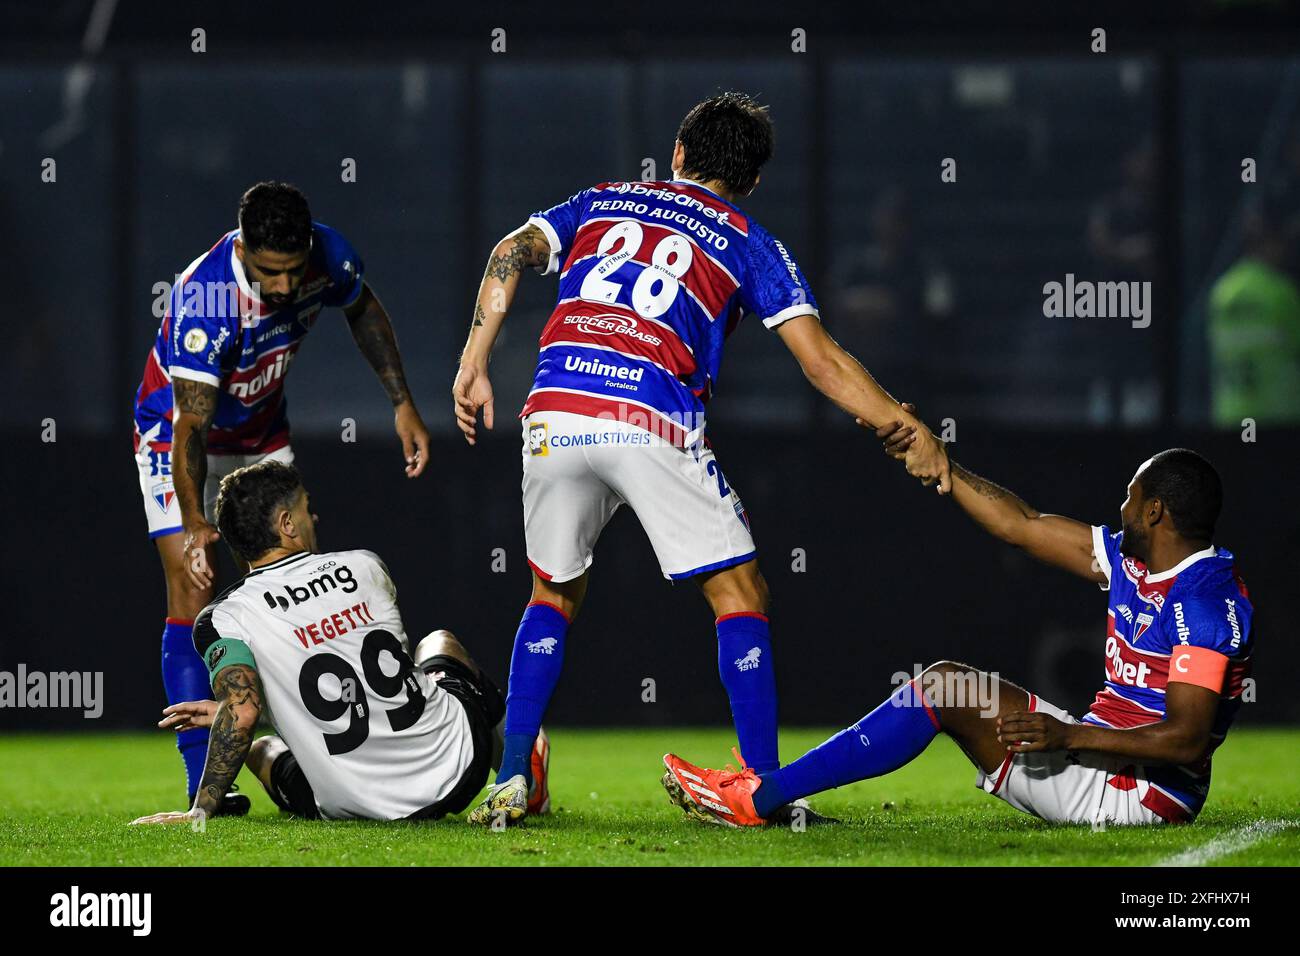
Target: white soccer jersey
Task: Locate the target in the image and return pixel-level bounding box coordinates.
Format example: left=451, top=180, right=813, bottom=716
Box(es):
left=194, top=549, right=474, bottom=820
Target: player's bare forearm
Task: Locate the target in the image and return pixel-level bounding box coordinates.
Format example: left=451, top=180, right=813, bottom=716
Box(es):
left=776, top=316, right=919, bottom=428
left=1064, top=720, right=1209, bottom=766
left=171, top=378, right=218, bottom=525
left=950, top=462, right=1039, bottom=541
left=814, top=348, right=912, bottom=429
left=949, top=462, right=1102, bottom=581
left=460, top=223, right=550, bottom=367
left=778, top=315, right=950, bottom=489
left=192, top=664, right=261, bottom=818
left=1001, top=684, right=1216, bottom=766
left=1080, top=682, right=1217, bottom=765
left=345, top=287, right=413, bottom=407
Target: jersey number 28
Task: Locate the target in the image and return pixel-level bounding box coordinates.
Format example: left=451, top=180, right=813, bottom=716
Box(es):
left=579, top=220, right=693, bottom=319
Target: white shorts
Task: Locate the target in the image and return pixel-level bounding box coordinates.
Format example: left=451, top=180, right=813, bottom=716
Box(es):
left=977, top=694, right=1191, bottom=826
left=134, top=429, right=295, bottom=539
left=520, top=411, right=756, bottom=582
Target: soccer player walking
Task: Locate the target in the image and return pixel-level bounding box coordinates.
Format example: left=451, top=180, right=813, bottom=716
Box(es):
left=452, top=93, right=948, bottom=824
left=132, top=182, right=431, bottom=811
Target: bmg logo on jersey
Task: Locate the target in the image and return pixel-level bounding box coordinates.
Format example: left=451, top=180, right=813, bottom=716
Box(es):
left=263, top=564, right=359, bottom=611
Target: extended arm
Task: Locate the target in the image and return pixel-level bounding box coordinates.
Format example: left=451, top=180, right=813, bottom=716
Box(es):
left=777, top=314, right=951, bottom=492
left=343, top=284, right=430, bottom=477
left=191, top=663, right=262, bottom=817
left=875, top=411, right=1104, bottom=584
left=452, top=223, right=552, bottom=444
left=129, top=663, right=261, bottom=826
left=946, top=461, right=1105, bottom=583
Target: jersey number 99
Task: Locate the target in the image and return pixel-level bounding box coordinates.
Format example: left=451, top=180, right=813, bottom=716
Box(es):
left=297, top=630, right=425, bottom=755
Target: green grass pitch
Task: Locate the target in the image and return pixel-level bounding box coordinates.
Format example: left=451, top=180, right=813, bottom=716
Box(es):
left=1, top=728, right=1296, bottom=866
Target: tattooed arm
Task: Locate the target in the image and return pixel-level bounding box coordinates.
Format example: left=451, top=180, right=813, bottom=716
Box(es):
left=452, top=223, right=552, bottom=445
left=172, top=377, right=221, bottom=588
left=947, top=461, right=1105, bottom=583
left=343, top=285, right=430, bottom=477
left=345, top=284, right=413, bottom=406
left=873, top=409, right=1101, bottom=581
left=192, top=663, right=261, bottom=817
left=129, top=662, right=261, bottom=826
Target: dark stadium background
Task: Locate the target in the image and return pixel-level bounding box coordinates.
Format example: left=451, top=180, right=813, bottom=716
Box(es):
left=2, top=0, right=1296, bottom=733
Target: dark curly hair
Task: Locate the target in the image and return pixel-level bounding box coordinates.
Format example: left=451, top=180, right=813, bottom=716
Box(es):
left=238, top=182, right=313, bottom=253
left=214, top=461, right=305, bottom=563
left=676, top=92, right=774, bottom=195
left=1138, top=449, right=1223, bottom=542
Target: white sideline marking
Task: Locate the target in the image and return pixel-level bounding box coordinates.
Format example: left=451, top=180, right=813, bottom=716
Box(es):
left=1154, top=819, right=1297, bottom=867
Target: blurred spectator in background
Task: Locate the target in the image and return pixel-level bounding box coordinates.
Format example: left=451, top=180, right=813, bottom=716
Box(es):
left=1011, top=139, right=1160, bottom=427
left=1088, top=138, right=1158, bottom=284
left=1080, top=139, right=1160, bottom=425
left=1208, top=200, right=1300, bottom=427
left=830, top=187, right=954, bottom=408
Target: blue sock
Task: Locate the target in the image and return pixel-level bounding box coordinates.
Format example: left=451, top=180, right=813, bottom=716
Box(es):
left=497, top=602, right=568, bottom=785
left=716, top=612, right=779, bottom=773
left=161, top=618, right=210, bottom=799
left=753, top=678, right=941, bottom=818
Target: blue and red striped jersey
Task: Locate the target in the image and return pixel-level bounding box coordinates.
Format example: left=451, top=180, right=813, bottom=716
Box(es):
left=1088, top=524, right=1254, bottom=821
left=522, top=179, right=819, bottom=445
left=132, top=223, right=364, bottom=456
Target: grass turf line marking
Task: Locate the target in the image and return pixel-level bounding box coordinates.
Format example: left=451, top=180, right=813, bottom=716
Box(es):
left=1154, top=818, right=1297, bottom=867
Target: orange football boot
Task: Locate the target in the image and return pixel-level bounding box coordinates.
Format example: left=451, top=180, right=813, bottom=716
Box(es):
left=527, top=727, right=551, bottom=815
left=661, top=748, right=767, bottom=827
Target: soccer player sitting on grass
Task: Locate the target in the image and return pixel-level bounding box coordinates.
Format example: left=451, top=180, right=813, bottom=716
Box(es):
left=663, top=428, right=1253, bottom=827
left=131, top=461, right=548, bottom=824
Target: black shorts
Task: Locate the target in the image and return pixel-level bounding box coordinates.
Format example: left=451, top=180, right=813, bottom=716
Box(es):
left=266, top=654, right=505, bottom=821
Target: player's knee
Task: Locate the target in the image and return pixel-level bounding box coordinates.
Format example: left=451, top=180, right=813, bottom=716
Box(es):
left=751, top=570, right=770, bottom=611
left=917, top=661, right=986, bottom=717
left=701, top=563, right=768, bottom=616
left=246, top=735, right=286, bottom=778
left=530, top=571, right=585, bottom=620
left=922, top=660, right=969, bottom=680
left=413, top=629, right=462, bottom=667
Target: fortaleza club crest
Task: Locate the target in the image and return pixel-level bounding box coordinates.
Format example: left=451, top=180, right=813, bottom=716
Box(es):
left=151, top=480, right=175, bottom=513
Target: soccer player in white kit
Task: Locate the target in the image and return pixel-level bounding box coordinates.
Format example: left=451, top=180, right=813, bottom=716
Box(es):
left=132, top=182, right=432, bottom=811
left=452, top=93, right=949, bottom=824
left=131, top=461, right=545, bottom=823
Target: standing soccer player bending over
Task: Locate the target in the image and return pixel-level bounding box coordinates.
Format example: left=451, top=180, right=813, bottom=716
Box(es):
left=452, top=92, right=949, bottom=825
left=663, top=437, right=1254, bottom=827
left=131, top=182, right=431, bottom=812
